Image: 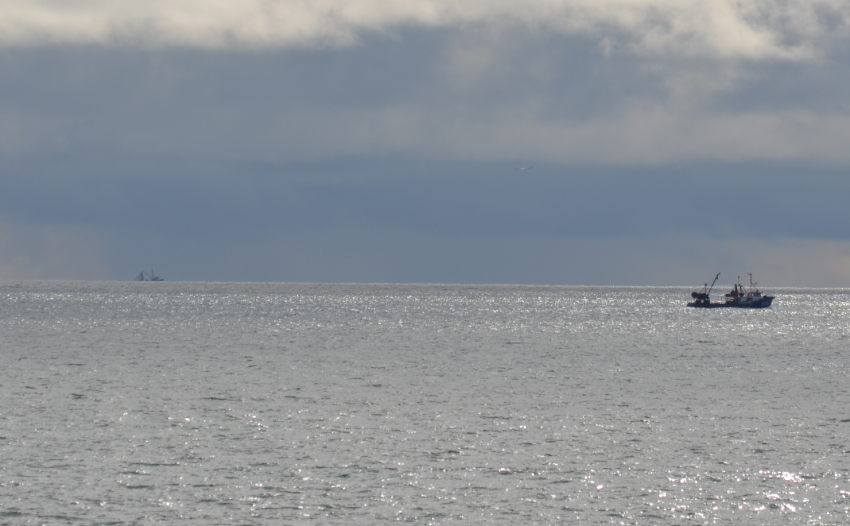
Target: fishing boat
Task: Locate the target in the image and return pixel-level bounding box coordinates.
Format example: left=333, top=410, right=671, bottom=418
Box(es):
left=133, top=269, right=164, bottom=282
left=688, top=273, right=774, bottom=309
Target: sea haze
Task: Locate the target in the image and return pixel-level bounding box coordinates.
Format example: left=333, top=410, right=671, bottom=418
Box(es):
left=1, top=281, right=848, bottom=524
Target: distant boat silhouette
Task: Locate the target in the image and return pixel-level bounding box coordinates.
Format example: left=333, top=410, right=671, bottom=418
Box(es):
left=134, top=269, right=164, bottom=281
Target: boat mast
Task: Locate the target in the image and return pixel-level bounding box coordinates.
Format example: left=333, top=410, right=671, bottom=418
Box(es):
left=707, top=273, right=720, bottom=295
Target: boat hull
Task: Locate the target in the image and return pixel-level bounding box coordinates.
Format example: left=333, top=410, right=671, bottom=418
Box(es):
left=688, top=296, right=774, bottom=309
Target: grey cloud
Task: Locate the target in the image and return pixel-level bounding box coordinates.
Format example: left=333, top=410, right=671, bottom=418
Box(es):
left=4, top=34, right=850, bottom=164
left=1, top=156, right=848, bottom=241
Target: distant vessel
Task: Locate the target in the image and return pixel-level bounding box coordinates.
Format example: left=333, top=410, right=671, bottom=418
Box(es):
left=134, top=269, right=164, bottom=282
left=688, top=273, right=774, bottom=309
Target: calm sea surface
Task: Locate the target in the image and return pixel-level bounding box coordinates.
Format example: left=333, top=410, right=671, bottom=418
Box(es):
left=1, top=281, right=849, bottom=524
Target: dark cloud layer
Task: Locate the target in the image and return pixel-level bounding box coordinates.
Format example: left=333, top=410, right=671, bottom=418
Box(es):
left=1, top=155, right=848, bottom=284
left=4, top=156, right=849, bottom=238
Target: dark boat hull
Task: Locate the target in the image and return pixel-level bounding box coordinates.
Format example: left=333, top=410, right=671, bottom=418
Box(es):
left=688, top=296, right=774, bottom=309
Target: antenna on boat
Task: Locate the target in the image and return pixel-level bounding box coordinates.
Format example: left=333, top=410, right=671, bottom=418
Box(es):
left=707, top=273, right=720, bottom=295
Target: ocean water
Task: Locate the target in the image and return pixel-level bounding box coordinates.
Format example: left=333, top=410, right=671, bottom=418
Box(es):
left=1, top=281, right=849, bottom=525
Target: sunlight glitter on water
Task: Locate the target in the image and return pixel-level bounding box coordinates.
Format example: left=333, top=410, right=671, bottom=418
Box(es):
left=1, top=282, right=849, bottom=524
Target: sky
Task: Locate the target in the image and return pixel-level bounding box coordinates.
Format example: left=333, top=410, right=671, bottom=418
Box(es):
left=1, top=0, right=850, bottom=286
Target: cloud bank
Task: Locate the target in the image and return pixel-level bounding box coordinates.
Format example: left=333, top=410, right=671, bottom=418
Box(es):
left=2, top=1, right=850, bottom=166
left=3, top=2, right=850, bottom=284
left=2, top=0, right=848, bottom=61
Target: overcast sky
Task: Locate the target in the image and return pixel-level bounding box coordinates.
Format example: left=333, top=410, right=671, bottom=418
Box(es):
left=2, top=0, right=850, bottom=286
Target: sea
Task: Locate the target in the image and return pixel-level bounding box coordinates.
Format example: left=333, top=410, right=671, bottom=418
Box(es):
left=1, top=281, right=848, bottom=524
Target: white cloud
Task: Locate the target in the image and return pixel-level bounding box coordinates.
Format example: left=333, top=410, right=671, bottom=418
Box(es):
left=1, top=0, right=848, bottom=61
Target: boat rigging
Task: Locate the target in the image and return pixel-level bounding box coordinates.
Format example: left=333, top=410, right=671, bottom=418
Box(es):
left=687, top=273, right=773, bottom=309
left=134, top=269, right=164, bottom=282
